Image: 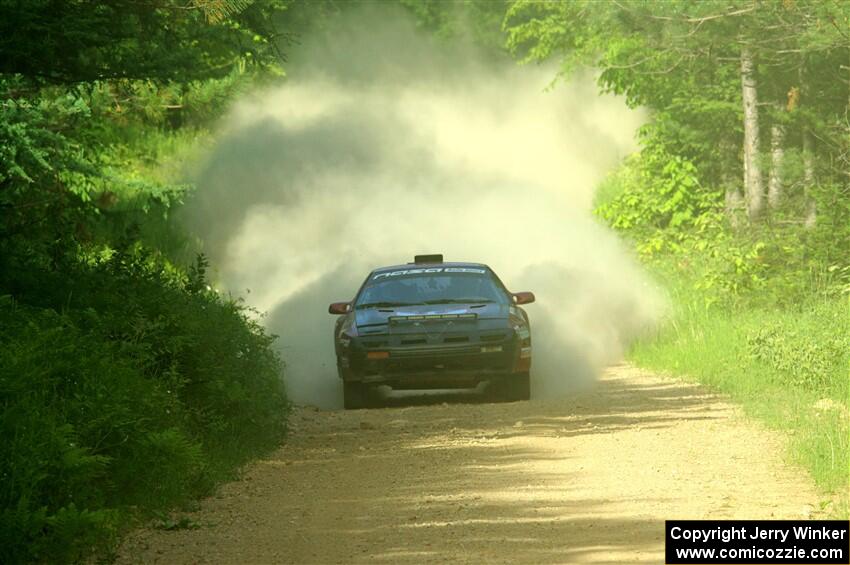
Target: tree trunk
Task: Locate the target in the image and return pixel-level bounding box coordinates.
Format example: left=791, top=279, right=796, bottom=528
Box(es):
left=721, top=139, right=745, bottom=228
left=802, top=127, right=817, bottom=228
left=740, top=46, right=764, bottom=221
left=725, top=187, right=746, bottom=229
left=767, top=103, right=785, bottom=209
left=797, top=64, right=817, bottom=228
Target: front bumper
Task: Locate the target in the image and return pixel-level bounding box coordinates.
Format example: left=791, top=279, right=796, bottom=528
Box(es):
left=337, top=329, right=531, bottom=389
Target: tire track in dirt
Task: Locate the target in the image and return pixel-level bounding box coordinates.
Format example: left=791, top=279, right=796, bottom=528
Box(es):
left=118, top=365, right=820, bottom=564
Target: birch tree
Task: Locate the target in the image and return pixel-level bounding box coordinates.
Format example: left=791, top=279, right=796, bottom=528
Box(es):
left=802, top=127, right=817, bottom=228
left=767, top=103, right=785, bottom=209
left=740, top=45, right=764, bottom=219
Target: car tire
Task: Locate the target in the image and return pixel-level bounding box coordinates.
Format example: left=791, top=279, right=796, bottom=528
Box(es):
left=343, top=382, right=370, bottom=410
left=493, top=372, right=530, bottom=402
left=510, top=371, right=531, bottom=401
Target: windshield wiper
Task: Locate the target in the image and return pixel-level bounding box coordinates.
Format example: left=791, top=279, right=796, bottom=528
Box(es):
left=356, top=301, right=421, bottom=309
left=423, top=298, right=495, bottom=305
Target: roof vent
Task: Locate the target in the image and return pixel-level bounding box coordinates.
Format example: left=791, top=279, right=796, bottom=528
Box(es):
left=414, top=254, right=443, bottom=264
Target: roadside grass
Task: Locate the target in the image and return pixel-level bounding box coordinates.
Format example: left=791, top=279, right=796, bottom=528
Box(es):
left=592, top=124, right=849, bottom=517
left=629, top=279, right=849, bottom=516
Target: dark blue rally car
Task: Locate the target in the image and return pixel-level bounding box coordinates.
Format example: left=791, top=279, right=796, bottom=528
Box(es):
left=328, top=255, right=534, bottom=409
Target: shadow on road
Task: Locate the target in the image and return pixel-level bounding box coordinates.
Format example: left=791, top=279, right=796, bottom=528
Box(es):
left=273, top=366, right=721, bottom=563
left=117, top=366, right=735, bottom=564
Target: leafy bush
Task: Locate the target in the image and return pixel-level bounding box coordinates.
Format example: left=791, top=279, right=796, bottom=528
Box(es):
left=747, top=323, right=849, bottom=390
left=0, top=251, right=287, bottom=564
left=596, top=145, right=721, bottom=235
left=596, top=145, right=850, bottom=307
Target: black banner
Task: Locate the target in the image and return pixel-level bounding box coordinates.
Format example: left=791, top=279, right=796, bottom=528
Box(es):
left=666, top=520, right=849, bottom=564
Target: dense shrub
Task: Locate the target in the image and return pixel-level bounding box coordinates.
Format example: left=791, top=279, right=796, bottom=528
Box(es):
left=596, top=146, right=721, bottom=235
left=595, top=145, right=850, bottom=307
left=747, top=305, right=850, bottom=391
left=0, top=251, right=287, bottom=563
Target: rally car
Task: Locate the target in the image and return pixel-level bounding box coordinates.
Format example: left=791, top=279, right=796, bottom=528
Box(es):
left=328, top=254, right=534, bottom=409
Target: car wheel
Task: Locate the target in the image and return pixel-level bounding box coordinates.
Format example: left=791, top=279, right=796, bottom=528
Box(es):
left=511, top=371, right=531, bottom=401
left=343, top=382, right=370, bottom=410
left=493, top=372, right=530, bottom=402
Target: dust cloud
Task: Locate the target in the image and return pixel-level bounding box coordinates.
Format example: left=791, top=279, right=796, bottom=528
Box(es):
left=184, top=8, right=665, bottom=408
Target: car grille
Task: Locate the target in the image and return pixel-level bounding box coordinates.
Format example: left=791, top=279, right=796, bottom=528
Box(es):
left=381, top=341, right=512, bottom=372
left=390, top=344, right=482, bottom=358
left=358, top=331, right=509, bottom=349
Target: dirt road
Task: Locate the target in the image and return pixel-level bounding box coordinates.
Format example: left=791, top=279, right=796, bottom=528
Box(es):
left=118, top=365, right=820, bottom=564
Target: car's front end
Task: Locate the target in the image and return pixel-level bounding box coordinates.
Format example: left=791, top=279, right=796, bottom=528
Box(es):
left=330, top=256, right=534, bottom=408
left=337, top=303, right=531, bottom=390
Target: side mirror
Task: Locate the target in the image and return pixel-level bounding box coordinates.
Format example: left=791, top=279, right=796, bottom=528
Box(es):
left=328, top=302, right=351, bottom=315
left=513, top=292, right=535, bottom=305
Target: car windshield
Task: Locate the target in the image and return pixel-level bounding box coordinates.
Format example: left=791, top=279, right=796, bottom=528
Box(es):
left=356, top=271, right=509, bottom=309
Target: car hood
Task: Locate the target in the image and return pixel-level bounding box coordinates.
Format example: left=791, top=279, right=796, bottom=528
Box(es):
left=354, top=302, right=510, bottom=328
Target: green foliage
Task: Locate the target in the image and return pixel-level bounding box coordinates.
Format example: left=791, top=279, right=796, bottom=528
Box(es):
left=505, top=0, right=850, bottom=227
left=0, top=88, right=97, bottom=260
left=508, top=0, right=850, bottom=318
left=0, top=0, right=289, bottom=84
left=595, top=132, right=850, bottom=306
left=399, top=0, right=511, bottom=53
left=0, top=2, right=313, bottom=559
left=0, top=64, right=268, bottom=275
left=596, top=146, right=719, bottom=233
left=748, top=322, right=849, bottom=390
left=153, top=514, right=201, bottom=531
left=0, top=250, right=287, bottom=563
